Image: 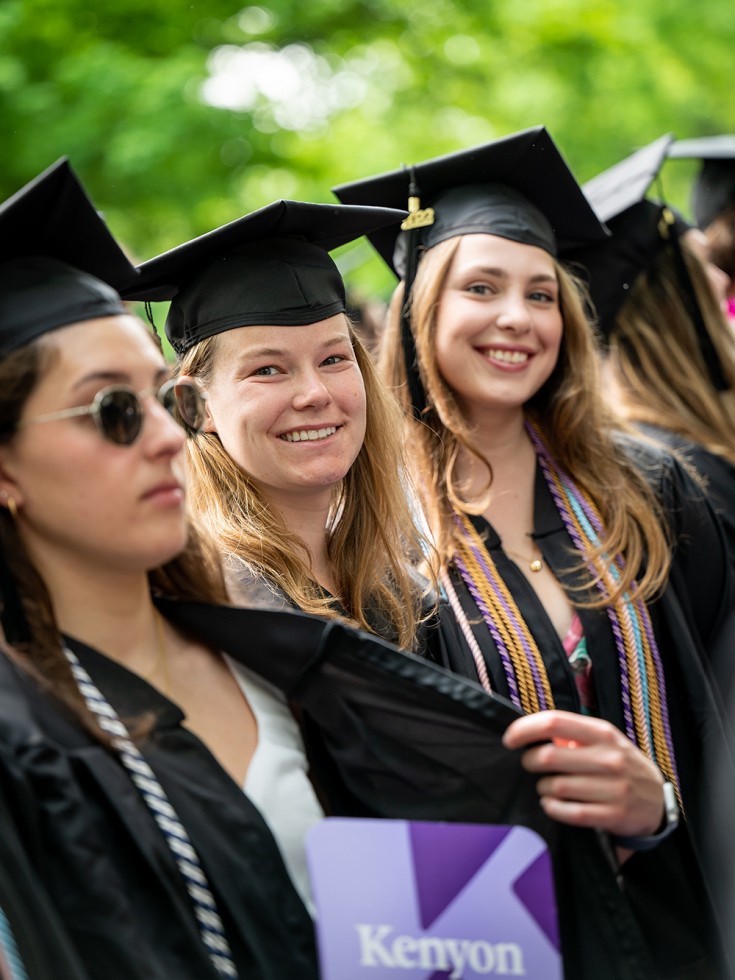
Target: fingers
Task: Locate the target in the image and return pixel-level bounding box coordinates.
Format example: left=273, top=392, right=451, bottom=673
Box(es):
left=502, top=709, right=622, bottom=751
left=501, top=709, right=666, bottom=836
left=536, top=773, right=635, bottom=804
left=537, top=775, right=629, bottom=828
left=536, top=786, right=664, bottom=836
left=537, top=795, right=648, bottom=831
left=520, top=740, right=630, bottom=777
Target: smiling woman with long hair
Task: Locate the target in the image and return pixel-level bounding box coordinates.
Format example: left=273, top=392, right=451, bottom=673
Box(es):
left=127, top=201, right=460, bottom=660
left=334, top=126, right=733, bottom=978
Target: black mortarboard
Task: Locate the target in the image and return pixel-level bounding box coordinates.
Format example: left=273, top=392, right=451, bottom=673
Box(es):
left=123, top=200, right=408, bottom=356
left=0, top=160, right=138, bottom=645
left=0, top=158, right=138, bottom=356
left=562, top=135, right=678, bottom=334
left=332, top=126, right=607, bottom=418
left=332, top=126, right=607, bottom=274
left=563, top=135, right=728, bottom=389
left=669, top=135, right=735, bottom=229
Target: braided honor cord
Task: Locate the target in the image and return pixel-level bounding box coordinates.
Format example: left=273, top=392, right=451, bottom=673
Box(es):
left=452, top=513, right=556, bottom=714
left=526, top=422, right=681, bottom=806
left=63, top=647, right=239, bottom=979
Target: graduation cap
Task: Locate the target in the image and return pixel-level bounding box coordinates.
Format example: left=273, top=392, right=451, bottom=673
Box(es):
left=332, top=125, right=606, bottom=272
left=562, top=134, right=729, bottom=390
left=332, top=126, right=608, bottom=419
left=562, top=134, right=678, bottom=333
left=669, top=135, right=735, bottom=229
left=0, top=160, right=139, bottom=645
left=159, top=596, right=661, bottom=978
left=0, top=158, right=139, bottom=356
left=123, top=200, right=408, bottom=356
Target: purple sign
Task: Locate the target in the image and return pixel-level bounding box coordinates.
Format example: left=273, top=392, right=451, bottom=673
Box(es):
left=306, top=819, right=562, bottom=980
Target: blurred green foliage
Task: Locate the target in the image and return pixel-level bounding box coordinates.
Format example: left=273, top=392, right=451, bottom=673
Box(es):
left=1, top=0, right=733, bottom=307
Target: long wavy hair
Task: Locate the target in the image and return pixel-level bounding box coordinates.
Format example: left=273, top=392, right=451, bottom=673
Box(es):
left=379, top=236, right=671, bottom=608
left=0, top=331, right=229, bottom=743
left=606, top=238, right=735, bottom=465
left=177, top=317, right=431, bottom=650
left=705, top=206, right=735, bottom=282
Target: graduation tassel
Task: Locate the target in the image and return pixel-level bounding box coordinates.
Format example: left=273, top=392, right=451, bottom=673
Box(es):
left=658, top=204, right=730, bottom=391
left=400, top=168, right=435, bottom=421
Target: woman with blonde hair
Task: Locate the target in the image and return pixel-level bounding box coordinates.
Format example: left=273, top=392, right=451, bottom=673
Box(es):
left=127, top=201, right=459, bottom=658
left=334, top=126, right=733, bottom=977
left=565, top=135, right=735, bottom=565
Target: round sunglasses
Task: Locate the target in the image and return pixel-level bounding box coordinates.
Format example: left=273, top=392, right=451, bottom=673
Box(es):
left=18, top=379, right=207, bottom=446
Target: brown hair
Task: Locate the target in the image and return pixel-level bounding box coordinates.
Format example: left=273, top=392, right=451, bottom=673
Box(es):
left=0, top=331, right=229, bottom=743
left=178, top=318, right=431, bottom=650
left=705, top=206, right=735, bottom=282
left=379, top=237, right=672, bottom=607
left=607, top=238, right=735, bottom=466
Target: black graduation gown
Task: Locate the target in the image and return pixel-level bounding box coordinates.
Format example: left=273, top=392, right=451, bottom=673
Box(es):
left=438, top=442, right=733, bottom=979
left=705, top=608, right=735, bottom=980
left=0, top=579, right=717, bottom=980
left=637, top=422, right=735, bottom=577
left=163, top=596, right=667, bottom=980
left=0, top=645, right=318, bottom=980
left=0, top=789, right=89, bottom=980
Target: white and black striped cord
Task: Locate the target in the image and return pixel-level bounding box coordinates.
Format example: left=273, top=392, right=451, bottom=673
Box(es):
left=63, top=647, right=239, bottom=979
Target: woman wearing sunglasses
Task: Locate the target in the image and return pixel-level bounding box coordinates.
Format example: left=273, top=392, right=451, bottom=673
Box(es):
left=334, top=127, right=734, bottom=978
left=0, top=160, right=321, bottom=980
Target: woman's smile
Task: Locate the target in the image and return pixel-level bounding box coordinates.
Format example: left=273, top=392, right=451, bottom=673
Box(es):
left=279, top=424, right=341, bottom=443
left=476, top=345, right=534, bottom=370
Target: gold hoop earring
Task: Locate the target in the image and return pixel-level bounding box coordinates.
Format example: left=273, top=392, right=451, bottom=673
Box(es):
left=2, top=495, right=18, bottom=519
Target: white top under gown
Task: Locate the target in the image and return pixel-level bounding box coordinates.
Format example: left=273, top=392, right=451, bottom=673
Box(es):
left=224, top=656, right=325, bottom=914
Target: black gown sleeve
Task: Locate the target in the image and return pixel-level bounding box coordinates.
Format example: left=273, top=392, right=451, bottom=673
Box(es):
left=0, top=776, right=90, bottom=980
left=637, top=423, right=735, bottom=578
left=620, top=433, right=734, bottom=651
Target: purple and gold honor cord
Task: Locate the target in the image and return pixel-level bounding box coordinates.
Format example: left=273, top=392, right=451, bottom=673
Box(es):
left=452, top=423, right=680, bottom=806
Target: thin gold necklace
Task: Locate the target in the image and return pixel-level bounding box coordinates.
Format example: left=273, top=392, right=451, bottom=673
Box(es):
left=504, top=540, right=544, bottom=573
